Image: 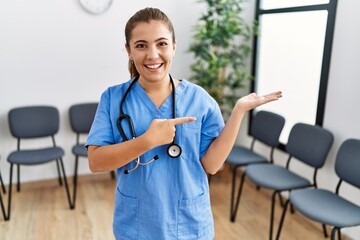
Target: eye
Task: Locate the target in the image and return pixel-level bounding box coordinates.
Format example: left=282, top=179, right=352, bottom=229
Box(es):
left=158, top=41, right=168, bottom=47
left=135, top=43, right=146, bottom=49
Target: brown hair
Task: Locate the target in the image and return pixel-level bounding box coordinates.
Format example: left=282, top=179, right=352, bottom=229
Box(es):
left=125, top=8, right=176, bottom=78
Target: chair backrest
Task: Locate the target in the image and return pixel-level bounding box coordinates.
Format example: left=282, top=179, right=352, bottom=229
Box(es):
left=250, top=110, right=285, bottom=147
left=69, top=103, right=98, bottom=134
left=335, top=139, right=360, bottom=189
left=286, top=123, right=334, bottom=168
left=8, top=106, right=59, bottom=138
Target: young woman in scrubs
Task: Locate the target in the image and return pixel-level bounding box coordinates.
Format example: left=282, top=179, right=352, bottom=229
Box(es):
left=86, top=7, right=282, bottom=240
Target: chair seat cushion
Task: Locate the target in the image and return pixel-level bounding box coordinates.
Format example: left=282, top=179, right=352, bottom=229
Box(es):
left=7, top=147, right=64, bottom=165
left=290, top=189, right=360, bottom=227
left=72, top=144, right=88, bottom=157
left=226, top=146, right=268, bottom=166
left=246, top=164, right=311, bottom=191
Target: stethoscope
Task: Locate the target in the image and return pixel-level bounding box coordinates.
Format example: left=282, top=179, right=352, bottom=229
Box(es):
left=116, top=74, right=182, bottom=174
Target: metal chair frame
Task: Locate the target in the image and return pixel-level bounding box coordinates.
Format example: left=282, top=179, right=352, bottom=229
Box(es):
left=228, top=111, right=285, bottom=222
left=6, top=106, right=74, bottom=220
left=0, top=164, right=7, bottom=220
left=234, top=123, right=334, bottom=240
left=276, top=139, right=360, bottom=240
left=69, top=103, right=115, bottom=208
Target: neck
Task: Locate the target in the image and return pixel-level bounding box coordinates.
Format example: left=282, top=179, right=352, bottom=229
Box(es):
left=138, top=75, right=172, bottom=95
left=138, top=75, right=173, bottom=108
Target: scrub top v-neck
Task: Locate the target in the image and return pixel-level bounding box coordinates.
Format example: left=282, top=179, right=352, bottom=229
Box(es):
left=133, top=79, right=175, bottom=118
left=86, top=78, right=225, bottom=240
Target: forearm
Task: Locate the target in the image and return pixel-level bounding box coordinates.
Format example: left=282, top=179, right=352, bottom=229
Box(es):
left=88, top=134, right=154, bottom=172
left=200, top=91, right=282, bottom=174
left=201, top=104, right=246, bottom=175
left=87, top=117, right=196, bottom=172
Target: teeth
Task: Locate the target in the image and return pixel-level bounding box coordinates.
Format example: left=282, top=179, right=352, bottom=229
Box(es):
left=146, top=64, right=162, bottom=69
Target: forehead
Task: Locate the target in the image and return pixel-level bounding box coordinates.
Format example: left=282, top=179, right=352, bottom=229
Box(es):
left=130, top=20, right=172, bottom=42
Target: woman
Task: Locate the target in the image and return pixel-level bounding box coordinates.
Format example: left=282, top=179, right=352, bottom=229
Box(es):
left=86, top=7, right=282, bottom=240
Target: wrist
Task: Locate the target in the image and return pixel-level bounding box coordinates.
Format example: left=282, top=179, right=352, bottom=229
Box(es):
left=234, top=101, right=248, bottom=115
left=139, top=132, right=155, bottom=151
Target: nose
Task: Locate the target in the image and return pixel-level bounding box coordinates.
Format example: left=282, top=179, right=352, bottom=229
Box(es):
left=146, top=45, right=159, bottom=60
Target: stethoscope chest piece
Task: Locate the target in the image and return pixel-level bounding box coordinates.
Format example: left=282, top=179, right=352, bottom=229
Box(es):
left=167, top=143, right=182, bottom=158
left=119, top=74, right=183, bottom=173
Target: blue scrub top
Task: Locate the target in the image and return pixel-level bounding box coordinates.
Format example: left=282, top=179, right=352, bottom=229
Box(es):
left=86, top=79, right=224, bottom=240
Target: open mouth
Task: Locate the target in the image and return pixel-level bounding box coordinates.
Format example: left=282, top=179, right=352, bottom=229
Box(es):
left=145, top=63, right=163, bottom=69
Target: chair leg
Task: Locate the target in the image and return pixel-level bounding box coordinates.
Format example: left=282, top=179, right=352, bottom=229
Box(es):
left=0, top=170, right=6, bottom=193
left=275, top=199, right=290, bottom=240
left=56, top=160, right=63, bottom=186
left=331, top=227, right=341, bottom=240
left=72, top=156, right=79, bottom=209
left=230, top=166, right=238, bottom=221
left=230, top=169, right=246, bottom=222
left=0, top=170, right=6, bottom=219
left=16, top=164, right=20, bottom=192
left=277, top=192, right=284, bottom=207
left=290, top=202, right=295, bottom=214
left=269, top=191, right=278, bottom=240
left=322, top=224, right=328, bottom=238
left=58, top=158, right=74, bottom=209
left=7, top=163, right=14, bottom=220
left=0, top=190, right=7, bottom=220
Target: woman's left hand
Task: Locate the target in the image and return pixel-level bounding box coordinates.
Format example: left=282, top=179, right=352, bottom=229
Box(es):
left=236, top=91, right=282, bottom=112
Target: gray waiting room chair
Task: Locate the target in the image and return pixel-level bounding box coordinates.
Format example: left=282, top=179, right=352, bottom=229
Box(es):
left=226, top=110, right=285, bottom=222
left=238, top=123, right=334, bottom=240
left=69, top=103, right=115, bottom=208
left=276, top=138, right=360, bottom=240
left=6, top=106, right=73, bottom=220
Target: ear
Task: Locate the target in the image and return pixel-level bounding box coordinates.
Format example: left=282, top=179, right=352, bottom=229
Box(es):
left=172, top=41, right=177, bottom=58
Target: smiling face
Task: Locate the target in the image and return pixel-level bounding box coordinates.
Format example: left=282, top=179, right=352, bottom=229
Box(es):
left=126, top=20, right=176, bottom=84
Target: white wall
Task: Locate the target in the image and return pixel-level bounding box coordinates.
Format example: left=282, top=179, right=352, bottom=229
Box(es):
left=0, top=0, right=202, bottom=182
left=322, top=0, right=360, bottom=237
left=1, top=0, right=359, bottom=239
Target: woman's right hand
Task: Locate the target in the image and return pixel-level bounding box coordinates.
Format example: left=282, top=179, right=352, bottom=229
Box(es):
left=144, top=117, right=196, bottom=147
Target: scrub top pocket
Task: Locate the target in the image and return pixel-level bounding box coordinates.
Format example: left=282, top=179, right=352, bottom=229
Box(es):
left=113, top=188, right=139, bottom=240
left=179, top=121, right=201, bottom=161
left=177, top=192, right=214, bottom=240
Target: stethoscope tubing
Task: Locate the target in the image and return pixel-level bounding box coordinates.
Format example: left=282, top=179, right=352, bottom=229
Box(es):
left=124, top=155, right=159, bottom=174
left=117, top=74, right=181, bottom=174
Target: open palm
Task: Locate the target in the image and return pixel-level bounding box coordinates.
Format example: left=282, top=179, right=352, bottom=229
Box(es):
left=237, top=91, right=282, bottom=112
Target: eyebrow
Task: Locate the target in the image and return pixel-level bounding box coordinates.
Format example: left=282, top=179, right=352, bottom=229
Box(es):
left=133, top=37, right=169, bottom=45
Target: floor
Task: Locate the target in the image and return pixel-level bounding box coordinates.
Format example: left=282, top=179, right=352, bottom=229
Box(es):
left=0, top=166, right=353, bottom=240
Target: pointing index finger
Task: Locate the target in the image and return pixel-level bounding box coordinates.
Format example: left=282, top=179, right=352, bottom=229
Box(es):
left=169, top=117, right=197, bottom=125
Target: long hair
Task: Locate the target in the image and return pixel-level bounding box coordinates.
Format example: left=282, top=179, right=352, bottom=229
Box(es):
left=125, top=8, right=176, bottom=78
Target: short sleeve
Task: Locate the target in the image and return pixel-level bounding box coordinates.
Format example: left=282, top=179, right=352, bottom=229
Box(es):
left=85, top=88, right=116, bottom=148
left=199, top=101, right=224, bottom=158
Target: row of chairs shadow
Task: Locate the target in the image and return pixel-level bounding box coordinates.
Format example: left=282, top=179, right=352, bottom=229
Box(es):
left=0, top=103, right=115, bottom=221
left=225, top=110, right=360, bottom=240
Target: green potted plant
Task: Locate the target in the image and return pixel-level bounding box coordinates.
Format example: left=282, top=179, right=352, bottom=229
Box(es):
left=189, top=0, right=255, bottom=118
